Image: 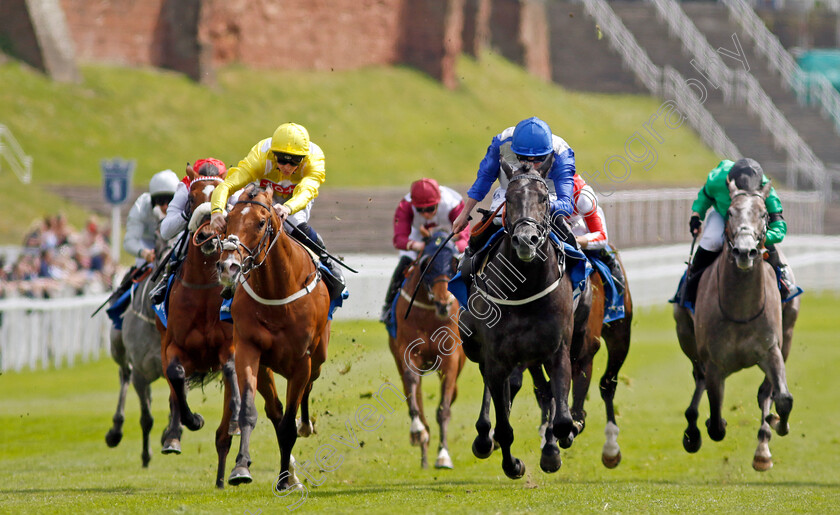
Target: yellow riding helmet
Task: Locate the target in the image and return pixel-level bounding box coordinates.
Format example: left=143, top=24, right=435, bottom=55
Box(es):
left=270, top=123, right=310, bottom=156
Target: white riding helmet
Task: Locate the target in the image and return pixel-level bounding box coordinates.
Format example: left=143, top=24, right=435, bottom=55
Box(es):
left=149, top=169, right=179, bottom=206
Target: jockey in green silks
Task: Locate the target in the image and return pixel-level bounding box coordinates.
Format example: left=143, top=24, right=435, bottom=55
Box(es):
left=679, top=158, right=802, bottom=304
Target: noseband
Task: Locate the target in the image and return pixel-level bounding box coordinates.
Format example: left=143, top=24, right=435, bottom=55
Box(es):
left=220, top=199, right=281, bottom=278
left=506, top=174, right=550, bottom=241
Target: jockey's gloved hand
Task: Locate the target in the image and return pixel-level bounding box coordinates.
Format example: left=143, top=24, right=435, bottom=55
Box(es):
left=689, top=215, right=702, bottom=236
left=210, top=211, right=226, bottom=235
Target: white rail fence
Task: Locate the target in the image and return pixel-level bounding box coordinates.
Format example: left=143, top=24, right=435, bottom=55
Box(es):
left=0, top=124, right=33, bottom=184
left=3, top=234, right=838, bottom=373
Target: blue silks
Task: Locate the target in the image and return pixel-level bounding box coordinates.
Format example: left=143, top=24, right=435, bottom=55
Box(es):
left=106, top=285, right=136, bottom=330
left=586, top=250, right=625, bottom=323
left=449, top=227, right=592, bottom=312
left=152, top=274, right=176, bottom=328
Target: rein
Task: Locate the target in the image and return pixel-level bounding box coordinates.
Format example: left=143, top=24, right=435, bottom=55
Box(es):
left=222, top=197, right=321, bottom=306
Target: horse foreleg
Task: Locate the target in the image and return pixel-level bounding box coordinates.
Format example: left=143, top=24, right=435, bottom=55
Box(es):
left=704, top=363, right=727, bottom=442
left=547, top=348, right=576, bottom=450
left=472, top=382, right=495, bottom=459
left=570, top=349, right=593, bottom=437
left=402, top=368, right=429, bottom=456
left=683, top=363, right=705, bottom=453
left=486, top=364, right=524, bottom=480
left=229, top=342, right=260, bottom=486
left=753, top=377, right=774, bottom=471
left=527, top=365, right=561, bottom=473
left=105, top=362, right=131, bottom=448
left=215, top=369, right=235, bottom=488
left=276, top=359, right=311, bottom=493
left=760, top=345, right=793, bottom=437
left=434, top=368, right=457, bottom=469
left=296, top=383, right=316, bottom=438
left=131, top=372, right=154, bottom=468
left=165, top=353, right=204, bottom=432
left=599, top=322, right=630, bottom=469
left=222, top=356, right=240, bottom=436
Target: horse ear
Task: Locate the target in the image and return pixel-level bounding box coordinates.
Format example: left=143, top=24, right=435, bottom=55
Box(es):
left=727, top=178, right=738, bottom=196
left=760, top=180, right=772, bottom=198
left=185, top=163, right=197, bottom=181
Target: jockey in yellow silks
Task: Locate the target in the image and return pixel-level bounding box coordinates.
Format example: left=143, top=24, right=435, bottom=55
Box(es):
left=209, top=122, right=344, bottom=295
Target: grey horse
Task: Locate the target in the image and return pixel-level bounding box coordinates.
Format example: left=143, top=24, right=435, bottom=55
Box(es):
left=674, top=180, right=800, bottom=471
left=105, top=237, right=183, bottom=466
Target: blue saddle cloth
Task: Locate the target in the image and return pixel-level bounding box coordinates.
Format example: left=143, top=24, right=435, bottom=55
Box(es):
left=152, top=274, right=176, bottom=328
left=218, top=264, right=348, bottom=324
left=669, top=266, right=804, bottom=314
left=385, top=278, right=406, bottom=339
left=449, top=227, right=592, bottom=313
left=586, top=249, right=625, bottom=324
left=106, top=284, right=137, bottom=330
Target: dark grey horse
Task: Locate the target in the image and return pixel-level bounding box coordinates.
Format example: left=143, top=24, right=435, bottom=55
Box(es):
left=674, top=180, right=800, bottom=471
left=105, top=236, right=183, bottom=465
left=459, top=169, right=578, bottom=479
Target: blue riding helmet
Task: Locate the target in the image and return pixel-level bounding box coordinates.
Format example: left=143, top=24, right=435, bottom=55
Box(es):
left=511, top=117, right=553, bottom=157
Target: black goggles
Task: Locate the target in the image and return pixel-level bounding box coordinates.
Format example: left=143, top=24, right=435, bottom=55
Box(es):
left=416, top=205, right=437, bottom=214
left=274, top=152, right=304, bottom=166
left=516, top=153, right=551, bottom=163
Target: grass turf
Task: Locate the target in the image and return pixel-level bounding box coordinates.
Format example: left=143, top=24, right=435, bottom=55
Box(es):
left=1, top=294, right=837, bottom=513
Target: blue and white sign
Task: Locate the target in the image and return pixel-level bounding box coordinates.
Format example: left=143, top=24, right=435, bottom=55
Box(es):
left=101, top=158, right=135, bottom=205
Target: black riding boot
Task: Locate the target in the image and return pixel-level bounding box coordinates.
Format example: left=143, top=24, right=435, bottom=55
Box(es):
left=292, top=223, right=346, bottom=301
left=150, top=258, right=180, bottom=305
left=765, top=244, right=799, bottom=301
left=682, top=247, right=721, bottom=305
left=598, top=247, right=625, bottom=295
left=380, top=256, right=413, bottom=323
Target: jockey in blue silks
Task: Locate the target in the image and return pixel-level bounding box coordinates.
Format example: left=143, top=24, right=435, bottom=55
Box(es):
left=451, top=116, right=576, bottom=250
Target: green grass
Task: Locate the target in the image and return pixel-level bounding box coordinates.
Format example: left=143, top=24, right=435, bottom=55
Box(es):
left=0, top=52, right=718, bottom=244
left=1, top=293, right=838, bottom=513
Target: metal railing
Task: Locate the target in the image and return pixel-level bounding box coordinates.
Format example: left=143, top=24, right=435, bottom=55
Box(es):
left=0, top=124, right=33, bottom=184
left=723, top=0, right=840, bottom=136
left=646, top=0, right=827, bottom=193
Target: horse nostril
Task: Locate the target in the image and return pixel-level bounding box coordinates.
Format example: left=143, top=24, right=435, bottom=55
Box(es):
left=530, top=234, right=540, bottom=245
left=511, top=235, right=520, bottom=247
left=748, top=249, right=758, bottom=259
left=732, top=248, right=741, bottom=258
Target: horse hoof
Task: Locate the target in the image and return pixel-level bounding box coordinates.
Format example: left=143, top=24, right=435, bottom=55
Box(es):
left=558, top=432, right=575, bottom=449
left=572, top=419, right=585, bottom=436
left=228, top=421, right=240, bottom=436
left=296, top=418, right=315, bottom=438
left=706, top=418, right=726, bottom=442
left=752, top=455, right=773, bottom=472
left=602, top=451, right=621, bottom=469
left=105, top=429, right=123, bottom=448
left=185, top=413, right=204, bottom=432
left=228, top=467, right=252, bottom=486
left=161, top=439, right=182, bottom=455
left=410, top=429, right=429, bottom=447
left=503, top=458, right=526, bottom=480
left=539, top=445, right=562, bottom=473
left=435, top=449, right=453, bottom=469
left=683, top=427, right=702, bottom=453
left=472, top=436, right=494, bottom=459
left=215, top=479, right=225, bottom=489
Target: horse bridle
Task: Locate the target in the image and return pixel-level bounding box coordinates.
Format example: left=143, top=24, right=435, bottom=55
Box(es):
left=220, top=199, right=282, bottom=278
left=505, top=173, right=551, bottom=242
left=724, top=191, right=769, bottom=253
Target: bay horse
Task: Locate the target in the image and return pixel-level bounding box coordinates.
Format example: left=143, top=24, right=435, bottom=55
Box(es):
left=105, top=234, right=181, bottom=467
left=458, top=168, right=578, bottom=479
left=674, top=180, right=800, bottom=470
left=216, top=184, right=331, bottom=491
left=389, top=228, right=466, bottom=469
left=157, top=167, right=238, bottom=488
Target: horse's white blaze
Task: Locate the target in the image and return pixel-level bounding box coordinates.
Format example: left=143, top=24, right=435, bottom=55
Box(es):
left=202, top=184, right=215, bottom=196
left=410, top=416, right=425, bottom=434
left=435, top=448, right=453, bottom=469
left=241, top=206, right=251, bottom=215
left=603, top=422, right=620, bottom=457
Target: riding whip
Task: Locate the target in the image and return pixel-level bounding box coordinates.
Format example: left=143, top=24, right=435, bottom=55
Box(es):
left=281, top=220, right=358, bottom=274
left=404, top=230, right=457, bottom=319
left=90, top=266, right=148, bottom=317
